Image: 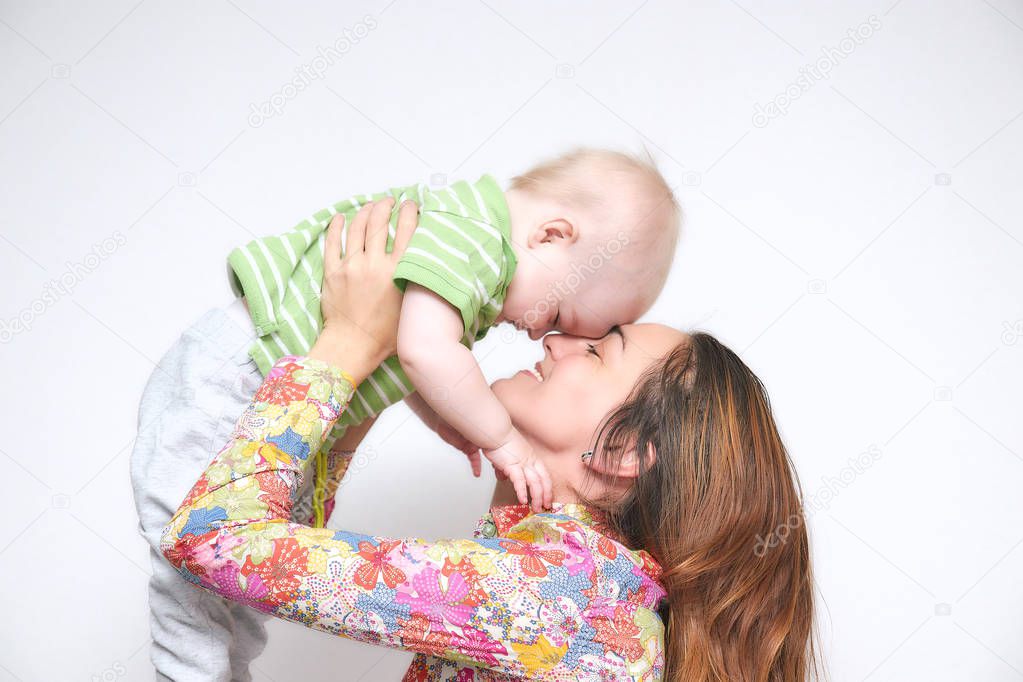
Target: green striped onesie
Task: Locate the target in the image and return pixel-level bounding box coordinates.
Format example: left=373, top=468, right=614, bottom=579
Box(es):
left=227, top=174, right=517, bottom=497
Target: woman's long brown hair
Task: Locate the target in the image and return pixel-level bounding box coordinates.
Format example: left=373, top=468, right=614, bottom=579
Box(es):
left=583, top=332, right=818, bottom=681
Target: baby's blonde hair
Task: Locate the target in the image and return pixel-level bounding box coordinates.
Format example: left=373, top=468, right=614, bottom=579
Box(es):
left=511, top=148, right=681, bottom=302
left=510, top=148, right=680, bottom=238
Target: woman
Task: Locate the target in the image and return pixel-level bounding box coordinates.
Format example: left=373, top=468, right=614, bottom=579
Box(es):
left=161, top=202, right=816, bottom=680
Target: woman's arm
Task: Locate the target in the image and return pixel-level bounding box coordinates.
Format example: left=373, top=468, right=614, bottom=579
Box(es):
left=159, top=199, right=663, bottom=678
left=160, top=354, right=663, bottom=679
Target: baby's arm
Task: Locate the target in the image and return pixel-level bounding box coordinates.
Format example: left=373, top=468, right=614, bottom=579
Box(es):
left=398, top=284, right=551, bottom=509
left=398, top=284, right=508, bottom=448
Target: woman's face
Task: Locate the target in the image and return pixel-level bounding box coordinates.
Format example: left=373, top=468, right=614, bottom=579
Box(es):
left=492, top=323, right=688, bottom=466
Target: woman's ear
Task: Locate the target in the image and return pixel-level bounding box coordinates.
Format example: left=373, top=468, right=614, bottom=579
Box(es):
left=527, top=218, right=578, bottom=249
left=584, top=442, right=656, bottom=479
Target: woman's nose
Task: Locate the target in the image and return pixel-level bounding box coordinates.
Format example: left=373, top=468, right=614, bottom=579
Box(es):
left=543, top=333, right=586, bottom=359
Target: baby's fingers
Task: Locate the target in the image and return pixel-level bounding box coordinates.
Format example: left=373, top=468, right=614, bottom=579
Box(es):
left=507, top=467, right=529, bottom=506
left=523, top=466, right=546, bottom=513
left=534, top=459, right=553, bottom=509
left=522, top=466, right=540, bottom=513
left=465, top=448, right=482, bottom=478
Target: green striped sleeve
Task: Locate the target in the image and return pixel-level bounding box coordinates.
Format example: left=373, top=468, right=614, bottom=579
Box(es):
left=228, top=178, right=509, bottom=432
left=392, top=176, right=513, bottom=345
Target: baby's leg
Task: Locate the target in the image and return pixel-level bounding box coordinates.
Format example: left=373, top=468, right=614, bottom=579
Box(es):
left=129, top=300, right=267, bottom=681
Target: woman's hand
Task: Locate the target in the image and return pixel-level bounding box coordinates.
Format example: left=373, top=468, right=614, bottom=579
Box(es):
left=308, top=198, right=418, bottom=382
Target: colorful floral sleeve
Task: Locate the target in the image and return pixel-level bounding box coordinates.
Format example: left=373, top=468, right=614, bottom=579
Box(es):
left=161, top=356, right=665, bottom=680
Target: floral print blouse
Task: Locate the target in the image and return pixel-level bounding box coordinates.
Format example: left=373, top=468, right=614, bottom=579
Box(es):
left=161, top=356, right=667, bottom=680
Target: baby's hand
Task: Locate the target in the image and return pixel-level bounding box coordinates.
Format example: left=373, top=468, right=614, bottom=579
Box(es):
left=483, top=429, right=553, bottom=512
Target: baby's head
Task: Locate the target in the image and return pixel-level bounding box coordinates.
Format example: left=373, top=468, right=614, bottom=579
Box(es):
left=501, top=149, right=680, bottom=340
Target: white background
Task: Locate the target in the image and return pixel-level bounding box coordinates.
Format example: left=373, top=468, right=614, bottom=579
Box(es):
left=1, top=1, right=1021, bottom=680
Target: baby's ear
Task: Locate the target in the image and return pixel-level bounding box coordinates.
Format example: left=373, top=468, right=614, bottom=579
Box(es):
left=528, top=218, right=578, bottom=248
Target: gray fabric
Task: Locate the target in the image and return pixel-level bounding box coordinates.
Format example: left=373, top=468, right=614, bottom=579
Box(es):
left=130, top=302, right=269, bottom=682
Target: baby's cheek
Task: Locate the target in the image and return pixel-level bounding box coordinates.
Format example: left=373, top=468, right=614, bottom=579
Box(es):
left=510, top=280, right=553, bottom=319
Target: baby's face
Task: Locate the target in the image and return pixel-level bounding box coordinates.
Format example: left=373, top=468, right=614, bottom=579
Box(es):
left=500, top=271, right=650, bottom=340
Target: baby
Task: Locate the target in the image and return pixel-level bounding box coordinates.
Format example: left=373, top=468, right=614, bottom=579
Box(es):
left=228, top=149, right=680, bottom=519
